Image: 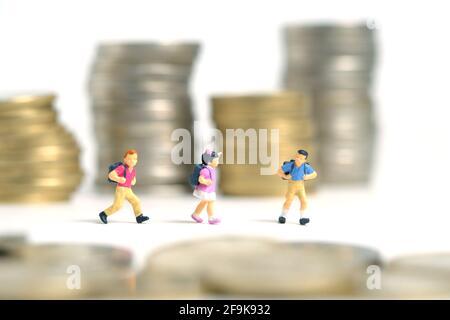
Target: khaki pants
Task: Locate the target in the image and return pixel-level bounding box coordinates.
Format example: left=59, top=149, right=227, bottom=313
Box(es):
left=284, top=180, right=307, bottom=209
left=104, top=186, right=142, bottom=217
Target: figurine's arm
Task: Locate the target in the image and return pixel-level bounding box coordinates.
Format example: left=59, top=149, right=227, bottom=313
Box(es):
left=277, top=167, right=291, bottom=180
left=132, top=177, right=136, bottom=186
left=304, top=171, right=317, bottom=181
left=198, top=175, right=212, bottom=186
left=108, top=170, right=126, bottom=184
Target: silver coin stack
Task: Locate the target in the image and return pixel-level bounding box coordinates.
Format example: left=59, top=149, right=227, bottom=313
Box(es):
left=88, top=42, right=199, bottom=193
left=283, top=23, right=377, bottom=184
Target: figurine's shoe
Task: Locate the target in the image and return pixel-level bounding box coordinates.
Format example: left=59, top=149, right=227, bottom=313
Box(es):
left=191, top=213, right=203, bottom=223
left=208, top=217, right=221, bottom=225
left=99, top=211, right=108, bottom=224
left=136, top=214, right=150, bottom=224
left=278, top=216, right=286, bottom=224
left=299, top=218, right=310, bottom=226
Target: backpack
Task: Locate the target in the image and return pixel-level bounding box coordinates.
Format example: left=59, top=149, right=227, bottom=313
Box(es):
left=108, top=162, right=126, bottom=183
left=189, top=164, right=211, bottom=188
left=282, top=160, right=309, bottom=179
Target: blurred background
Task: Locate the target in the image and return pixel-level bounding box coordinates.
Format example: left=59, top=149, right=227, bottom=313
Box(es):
left=0, top=0, right=450, bottom=299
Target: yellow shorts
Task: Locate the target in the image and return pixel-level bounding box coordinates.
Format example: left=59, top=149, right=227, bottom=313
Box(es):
left=285, top=180, right=307, bottom=201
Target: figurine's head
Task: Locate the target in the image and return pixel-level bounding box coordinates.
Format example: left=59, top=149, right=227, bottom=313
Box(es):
left=295, top=149, right=308, bottom=164
left=123, top=149, right=138, bottom=168
left=201, top=149, right=222, bottom=168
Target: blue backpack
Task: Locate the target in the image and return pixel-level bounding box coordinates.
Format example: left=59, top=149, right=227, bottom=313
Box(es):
left=108, top=162, right=126, bottom=183
left=189, top=164, right=210, bottom=188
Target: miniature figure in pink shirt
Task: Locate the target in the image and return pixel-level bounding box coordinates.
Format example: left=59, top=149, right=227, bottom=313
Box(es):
left=98, top=149, right=149, bottom=224
left=190, top=149, right=221, bottom=225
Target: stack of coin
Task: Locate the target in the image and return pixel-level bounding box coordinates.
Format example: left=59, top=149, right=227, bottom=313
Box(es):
left=361, top=253, right=450, bottom=299
left=88, top=42, right=200, bottom=193
left=0, top=94, right=83, bottom=202
left=0, top=234, right=27, bottom=251
left=283, top=23, right=377, bottom=184
left=211, top=92, right=318, bottom=196
left=137, top=236, right=382, bottom=298
left=137, top=236, right=279, bottom=298
left=0, top=242, right=135, bottom=299
left=365, top=269, right=450, bottom=299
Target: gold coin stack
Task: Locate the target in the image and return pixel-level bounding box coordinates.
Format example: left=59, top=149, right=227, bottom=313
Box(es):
left=0, top=94, right=83, bottom=202
left=211, top=92, right=318, bottom=196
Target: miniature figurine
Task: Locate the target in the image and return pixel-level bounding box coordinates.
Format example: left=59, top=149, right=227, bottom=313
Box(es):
left=99, top=149, right=149, bottom=224
left=277, top=149, right=317, bottom=225
left=190, top=149, right=222, bottom=225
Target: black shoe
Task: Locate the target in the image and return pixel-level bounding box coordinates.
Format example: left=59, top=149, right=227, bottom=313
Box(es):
left=99, top=211, right=108, bottom=224
left=136, top=214, right=150, bottom=224
left=299, top=218, right=310, bottom=225
left=278, top=216, right=286, bottom=224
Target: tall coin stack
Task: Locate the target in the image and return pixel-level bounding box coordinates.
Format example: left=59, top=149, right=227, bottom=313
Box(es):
left=89, top=43, right=199, bottom=193
left=212, top=92, right=317, bottom=196
left=283, top=23, right=377, bottom=184
left=0, top=94, right=83, bottom=202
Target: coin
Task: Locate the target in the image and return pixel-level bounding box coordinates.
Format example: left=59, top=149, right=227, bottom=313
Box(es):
left=137, top=236, right=279, bottom=298
left=137, top=237, right=382, bottom=298
left=283, top=23, right=377, bottom=185
left=0, top=234, right=27, bottom=250
left=371, top=253, right=450, bottom=299
left=363, top=268, right=450, bottom=299
left=90, top=62, right=193, bottom=83
left=0, top=93, right=83, bottom=203
left=212, top=92, right=317, bottom=196
left=389, top=253, right=450, bottom=276
left=0, top=243, right=134, bottom=298
left=89, top=42, right=199, bottom=191
left=95, top=42, right=200, bottom=65
left=204, top=242, right=381, bottom=297
left=0, top=93, right=56, bottom=109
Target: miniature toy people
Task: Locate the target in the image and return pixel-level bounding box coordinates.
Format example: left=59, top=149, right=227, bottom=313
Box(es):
left=99, top=149, right=149, bottom=224
left=190, top=149, right=222, bottom=225
left=277, top=149, right=317, bottom=225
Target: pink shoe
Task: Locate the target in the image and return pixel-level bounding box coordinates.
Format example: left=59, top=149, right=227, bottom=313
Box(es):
left=208, top=217, right=221, bottom=225
left=191, top=213, right=203, bottom=223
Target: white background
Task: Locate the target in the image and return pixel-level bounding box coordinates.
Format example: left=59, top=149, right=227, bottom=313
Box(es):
left=0, top=0, right=449, bottom=262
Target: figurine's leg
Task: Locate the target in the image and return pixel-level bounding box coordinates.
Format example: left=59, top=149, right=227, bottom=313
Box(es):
left=206, top=201, right=220, bottom=224
left=194, top=200, right=208, bottom=215
left=297, top=183, right=308, bottom=214
left=282, top=182, right=296, bottom=215
left=125, top=189, right=142, bottom=217
left=104, top=187, right=126, bottom=216
left=297, top=183, right=310, bottom=225
left=206, top=201, right=215, bottom=219
left=126, top=189, right=149, bottom=223
left=279, top=182, right=297, bottom=223
left=191, top=200, right=207, bottom=223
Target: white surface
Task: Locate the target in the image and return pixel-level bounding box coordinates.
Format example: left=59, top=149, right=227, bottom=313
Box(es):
left=0, top=187, right=449, bottom=269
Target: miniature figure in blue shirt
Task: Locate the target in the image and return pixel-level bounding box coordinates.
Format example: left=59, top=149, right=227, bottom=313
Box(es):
left=277, top=149, right=317, bottom=225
